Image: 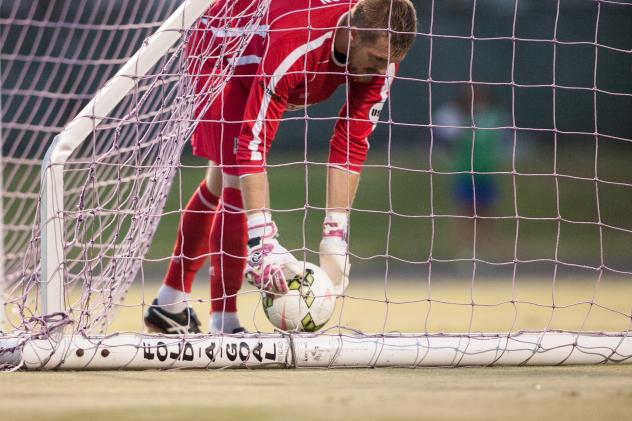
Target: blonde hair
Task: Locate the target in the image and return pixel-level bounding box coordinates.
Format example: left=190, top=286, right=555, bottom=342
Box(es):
left=350, top=0, right=417, bottom=59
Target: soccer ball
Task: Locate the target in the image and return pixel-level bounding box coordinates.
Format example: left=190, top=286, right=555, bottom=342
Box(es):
left=262, top=261, right=336, bottom=332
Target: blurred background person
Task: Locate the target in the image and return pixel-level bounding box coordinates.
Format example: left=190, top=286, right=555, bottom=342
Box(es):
left=434, top=86, right=510, bottom=261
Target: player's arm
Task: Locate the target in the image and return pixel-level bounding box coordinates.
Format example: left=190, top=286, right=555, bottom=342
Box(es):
left=327, top=166, right=361, bottom=213
left=240, top=172, right=269, bottom=213
left=321, top=63, right=398, bottom=294
left=236, top=36, right=319, bottom=293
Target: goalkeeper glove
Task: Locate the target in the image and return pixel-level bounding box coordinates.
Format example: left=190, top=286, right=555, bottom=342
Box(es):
left=245, top=214, right=297, bottom=294
left=319, top=212, right=350, bottom=295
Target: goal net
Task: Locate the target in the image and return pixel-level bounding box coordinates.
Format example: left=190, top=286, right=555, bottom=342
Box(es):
left=1, top=0, right=631, bottom=369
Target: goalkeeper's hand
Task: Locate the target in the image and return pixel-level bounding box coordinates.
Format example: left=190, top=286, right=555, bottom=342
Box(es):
left=319, top=213, right=350, bottom=295
left=245, top=219, right=297, bottom=294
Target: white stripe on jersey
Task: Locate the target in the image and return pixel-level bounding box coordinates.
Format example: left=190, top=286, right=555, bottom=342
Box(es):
left=200, top=22, right=270, bottom=38
left=381, top=63, right=397, bottom=102
left=248, top=31, right=334, bottom=161
left=366, top=62, right=396, bottom=141
left=227, top=55, right=262, bottom=66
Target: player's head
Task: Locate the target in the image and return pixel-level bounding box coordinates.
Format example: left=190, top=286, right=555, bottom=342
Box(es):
left=347, top=0, right=417, bottom=82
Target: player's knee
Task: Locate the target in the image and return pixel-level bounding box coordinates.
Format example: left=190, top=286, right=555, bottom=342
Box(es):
left=222, top=172, right=241, bottom=190
left=205, top=162, right=223, bottom=196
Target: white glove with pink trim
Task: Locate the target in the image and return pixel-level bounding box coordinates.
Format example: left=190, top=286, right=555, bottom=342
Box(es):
left=319, top=213, right=350, bottom=295
left=245, top=217, right=297, bottom=295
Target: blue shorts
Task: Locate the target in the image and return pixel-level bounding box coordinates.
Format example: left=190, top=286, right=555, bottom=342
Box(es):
left=454, top=175, right=499, bottom=209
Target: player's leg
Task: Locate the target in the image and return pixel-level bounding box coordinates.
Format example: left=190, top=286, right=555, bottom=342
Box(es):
left=453, top=174, right=476, bottom=260
left=472, top=175, right=502, bottom=259
left=208, top=79, right=250, bottom=334
left=144, top=160, right=223, bottom=334
left=453, top=174, right=501, bottom=260
left=160, top=161, right=222, bottom=305
left=145, top=24, right=230, bottom=333
left=145, top=87, right=225, bottom=332
left=209, top=174, right=248, bottom=333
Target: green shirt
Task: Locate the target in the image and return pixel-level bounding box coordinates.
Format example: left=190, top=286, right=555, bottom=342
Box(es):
left=453, top=109, right=504, bottom=183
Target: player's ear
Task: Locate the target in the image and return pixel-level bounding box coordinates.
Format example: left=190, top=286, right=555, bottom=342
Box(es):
left=349, top=28, right=359, bottom=45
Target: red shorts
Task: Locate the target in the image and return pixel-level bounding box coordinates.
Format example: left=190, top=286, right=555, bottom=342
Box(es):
left=186, top=12, right=256, bottom=176
left=190, top=76, right=251, bottom=176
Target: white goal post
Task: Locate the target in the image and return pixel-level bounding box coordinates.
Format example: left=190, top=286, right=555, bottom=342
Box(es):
left=39, top=0, right=215, bottom=318
left=1, top=332, right=629, bottom=370
left=1, top=0, right=632, bottom=370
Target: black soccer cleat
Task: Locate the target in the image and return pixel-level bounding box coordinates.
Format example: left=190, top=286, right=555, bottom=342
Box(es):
left=144, top=298, right=202, bottom=334
left=230, top=327, right=248, bottom=334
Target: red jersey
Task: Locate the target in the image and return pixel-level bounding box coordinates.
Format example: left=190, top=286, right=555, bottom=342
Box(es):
left=192, top=0, right=396, bottom=175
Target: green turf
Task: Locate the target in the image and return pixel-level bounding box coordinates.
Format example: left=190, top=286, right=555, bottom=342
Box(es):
left=104, top=279, right=632, bottom=335
left=4, top=259, right=632, bottom=421
left=4, top=280, right=632, bottom=421
left=2, top=366, right=632, bottom=421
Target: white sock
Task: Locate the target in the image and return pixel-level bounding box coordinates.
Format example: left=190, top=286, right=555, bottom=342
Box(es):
left=210, top=312, right=241, bottom=333
left=157, top=284, right=188, bottom=314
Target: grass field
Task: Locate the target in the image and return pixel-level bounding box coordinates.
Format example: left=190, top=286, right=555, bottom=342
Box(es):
left=7, top=280, right=632, bottom=420
left=4, top=280, right=632, bottom=420
left=106, top=278, right=632, bottom=334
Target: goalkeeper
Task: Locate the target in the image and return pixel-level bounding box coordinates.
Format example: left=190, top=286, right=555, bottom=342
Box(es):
left=144, top=0, right=417, bottom=334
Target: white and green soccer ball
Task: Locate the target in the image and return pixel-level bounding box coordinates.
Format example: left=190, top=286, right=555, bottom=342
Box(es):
left=262, top=261, right=336, bottom=332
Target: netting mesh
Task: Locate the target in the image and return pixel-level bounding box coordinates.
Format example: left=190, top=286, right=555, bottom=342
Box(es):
left=1, top=0, right=632, bottom=369
left=1, top=0, right=268, bottom=335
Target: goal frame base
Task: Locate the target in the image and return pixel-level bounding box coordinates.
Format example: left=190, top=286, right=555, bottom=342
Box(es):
left=1, top=331, right=631, bottom=370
